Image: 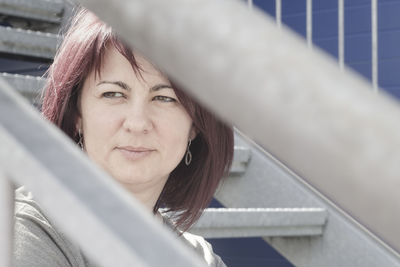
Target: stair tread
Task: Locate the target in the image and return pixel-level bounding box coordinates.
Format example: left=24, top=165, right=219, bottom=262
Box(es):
left=0, top=0, right=64, bottom=23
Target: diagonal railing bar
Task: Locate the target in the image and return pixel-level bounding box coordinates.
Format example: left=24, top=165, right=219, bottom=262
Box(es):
left=76, top=0, right=400, bottom=255
left=0, top=78, right=206, bottom=267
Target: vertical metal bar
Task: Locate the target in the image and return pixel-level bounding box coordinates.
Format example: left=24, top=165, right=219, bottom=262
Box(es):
left=306, top=0, right=313, bottom=48
left=276, top=0, right=282, bottom=29
left=338, top=0, right=345, bottom=71
left=0, top=174, right=15, bottom=267
left=371, top=0, right=378, bottom=92
left=247, top=0, right=253, bottom=10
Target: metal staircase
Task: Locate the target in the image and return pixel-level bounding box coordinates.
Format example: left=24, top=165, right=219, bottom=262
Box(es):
left=0, top=0, right=70, bottom=106
left=1, top=0, right=400, bottom=266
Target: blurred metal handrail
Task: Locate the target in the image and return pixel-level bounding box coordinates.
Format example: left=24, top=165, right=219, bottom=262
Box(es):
left=76, top=0, right=400, bottom=255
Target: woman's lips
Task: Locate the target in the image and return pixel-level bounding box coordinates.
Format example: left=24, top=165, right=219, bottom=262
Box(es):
left=116, top=146, right=155, bottom=160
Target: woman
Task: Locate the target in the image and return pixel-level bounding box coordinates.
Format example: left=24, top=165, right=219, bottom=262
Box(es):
left=14, top=7, right=233, bottom=267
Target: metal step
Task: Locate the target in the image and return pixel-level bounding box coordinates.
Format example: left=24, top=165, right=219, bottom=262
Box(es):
left=0, top=72, right=45, bottom=101
left=0, top=0, right=64, bottom=23
left=191, top=207, right=327, bottom=238
left=230, top=145, right=251, bottom=174
left=0, top=26, right=59, bottom=59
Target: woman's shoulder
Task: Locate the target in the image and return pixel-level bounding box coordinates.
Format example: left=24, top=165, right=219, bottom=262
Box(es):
left=14, top=187, right=91, bottom=267
left=180, top=231, right=227, bottom=267
left=15, top=187, right=51, bottom=225
left=14, top=188, right=226, bottom=267
left=160, top=212, right=227, bottom=267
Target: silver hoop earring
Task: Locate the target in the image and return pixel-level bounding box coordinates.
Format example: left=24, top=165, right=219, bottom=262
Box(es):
left=78, top=129, right=84, bottom=151
left=185, top=139, right=192, bottom=166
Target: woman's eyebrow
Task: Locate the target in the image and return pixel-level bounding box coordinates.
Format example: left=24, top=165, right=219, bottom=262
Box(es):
left=96, top=81, right=172, bottom=92
left=96, top=80, right=131, bottom=91
left=150, top=84, right=173, bottom=92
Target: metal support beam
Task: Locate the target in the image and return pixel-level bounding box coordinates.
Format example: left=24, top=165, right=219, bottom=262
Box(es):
left=191, top=208, right=327, bottom=238
left=0, top=174, right=14, bottom=267
left=0, top=77, right=206, bottom=267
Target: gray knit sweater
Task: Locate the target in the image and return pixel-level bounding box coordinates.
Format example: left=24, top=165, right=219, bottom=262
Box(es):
left=13, top=187, right=226, bottom=267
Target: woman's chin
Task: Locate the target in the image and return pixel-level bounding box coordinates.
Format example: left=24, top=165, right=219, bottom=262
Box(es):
left=111, top=173, right=165, bottom=192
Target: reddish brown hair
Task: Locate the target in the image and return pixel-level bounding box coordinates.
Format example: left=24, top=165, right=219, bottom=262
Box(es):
left=42, top=8, right=233, bottom=231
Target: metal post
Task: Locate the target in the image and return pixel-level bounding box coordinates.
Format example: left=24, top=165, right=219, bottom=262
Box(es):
left=276, top=0, right=282, bottom=29
left=247, top=0, right=253, bottom=11
left=0, top=174, right=15, bottom=267
left=338, top=0, right=345, bottom=70
left=306, top=0, right=313, bottom=48
left=371, top=0, right=378, bottom=92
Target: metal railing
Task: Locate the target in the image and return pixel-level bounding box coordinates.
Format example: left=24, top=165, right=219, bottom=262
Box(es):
left=274, top=0, right=378, bottom=89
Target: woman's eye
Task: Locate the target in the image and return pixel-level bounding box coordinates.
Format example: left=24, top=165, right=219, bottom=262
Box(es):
left=153, top=95, right=176, bottom=102
left=102, top=92, right=125, bottom=98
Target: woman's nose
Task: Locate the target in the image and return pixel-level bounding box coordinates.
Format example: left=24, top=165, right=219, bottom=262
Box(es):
left=122, top=103, right=153, bottom=134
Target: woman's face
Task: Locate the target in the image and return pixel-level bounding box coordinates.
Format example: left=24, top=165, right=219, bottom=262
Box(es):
left=77, top=47, right=195, bottom=196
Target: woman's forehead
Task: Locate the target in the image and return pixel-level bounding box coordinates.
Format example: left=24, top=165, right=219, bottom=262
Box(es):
left=93, top=46, right=170, bottom=86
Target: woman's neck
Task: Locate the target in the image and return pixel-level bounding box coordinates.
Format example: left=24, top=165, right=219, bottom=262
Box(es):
left=120, top=180, right=166, bottom=214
